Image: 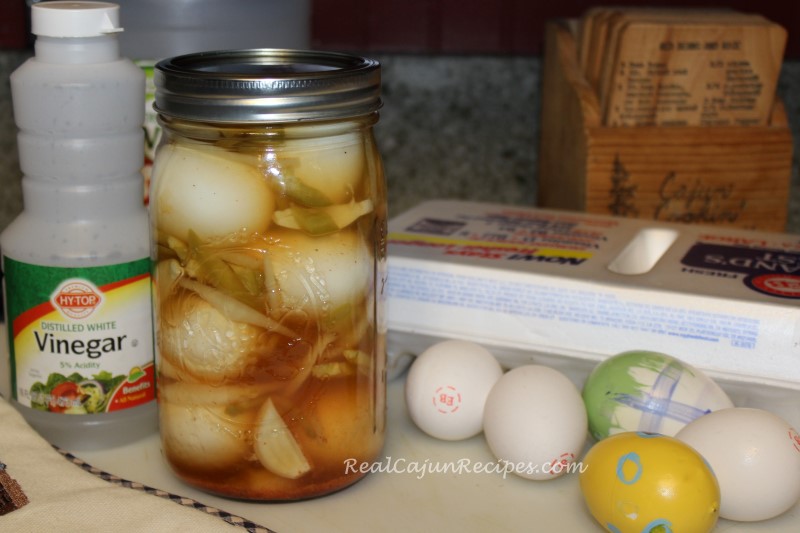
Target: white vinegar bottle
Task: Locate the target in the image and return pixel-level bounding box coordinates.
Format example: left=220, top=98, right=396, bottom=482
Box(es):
left=0, top=2, right=156, bottom=449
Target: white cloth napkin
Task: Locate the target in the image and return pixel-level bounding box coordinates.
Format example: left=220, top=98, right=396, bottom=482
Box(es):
left=0, top=396, right=271, bottom=532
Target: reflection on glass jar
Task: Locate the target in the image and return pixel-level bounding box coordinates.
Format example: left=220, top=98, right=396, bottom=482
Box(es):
left=150, top=50, right=387, bottom=500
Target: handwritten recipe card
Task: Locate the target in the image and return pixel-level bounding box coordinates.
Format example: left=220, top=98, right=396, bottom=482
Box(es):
left=577, top=9, right=787, bottom=127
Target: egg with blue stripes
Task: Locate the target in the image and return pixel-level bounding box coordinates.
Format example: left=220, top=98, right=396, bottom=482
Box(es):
left=579, top=431, right=720, bottom=533
left=582, top=350, right=733, bottom=440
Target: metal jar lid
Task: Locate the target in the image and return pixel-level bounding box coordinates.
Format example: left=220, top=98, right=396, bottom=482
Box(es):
left=154, top=49, right=381, bottom=123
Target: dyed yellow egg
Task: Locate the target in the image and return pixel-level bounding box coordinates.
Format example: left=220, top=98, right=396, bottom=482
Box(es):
left=579, top=432, right=719, bottom=533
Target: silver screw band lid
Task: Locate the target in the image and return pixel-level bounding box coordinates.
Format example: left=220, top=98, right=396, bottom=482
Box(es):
left=154, top=48, right=381, bottom=123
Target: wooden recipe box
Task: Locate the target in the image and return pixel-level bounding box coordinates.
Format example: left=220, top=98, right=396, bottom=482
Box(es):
left=538, top=20, right=793, bottom=232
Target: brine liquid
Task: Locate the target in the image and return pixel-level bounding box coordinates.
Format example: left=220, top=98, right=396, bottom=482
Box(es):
left=162, top=369, right=383, bottom=499
left=151, top=119, right=387, bottom=500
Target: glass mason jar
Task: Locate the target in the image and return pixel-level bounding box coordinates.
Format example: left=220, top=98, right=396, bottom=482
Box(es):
left=149, top=50, right=387, bottom=500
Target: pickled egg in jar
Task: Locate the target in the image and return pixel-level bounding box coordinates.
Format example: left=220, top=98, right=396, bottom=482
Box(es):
left=150, top=50, right=387, bottom=500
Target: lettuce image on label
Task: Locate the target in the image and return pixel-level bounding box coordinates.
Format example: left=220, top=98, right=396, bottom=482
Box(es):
left=29, top=367, right=151, bottom=415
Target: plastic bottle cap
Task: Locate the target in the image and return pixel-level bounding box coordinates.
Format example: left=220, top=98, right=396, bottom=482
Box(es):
left=32, top=1, right=123, bottom=38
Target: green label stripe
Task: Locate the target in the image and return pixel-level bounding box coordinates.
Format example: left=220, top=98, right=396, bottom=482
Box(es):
left=3, top=257, right=151, bottom=335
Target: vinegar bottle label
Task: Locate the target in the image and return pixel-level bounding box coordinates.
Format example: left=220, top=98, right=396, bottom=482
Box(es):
left=2, top=257, right=155, bottom=414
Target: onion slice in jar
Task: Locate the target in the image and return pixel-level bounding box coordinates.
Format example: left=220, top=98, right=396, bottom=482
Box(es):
left=155, top=259, right=184, bottom=305
left=262, top=251, right=283, bottom=314
left=177, top=278, right=296, bottom=338
left=272, top=199, right=373, bottom=235
left=311, top=361, right=355, bottom=379
left=159, top=381, right=275, bottom=408
left=279, top=172, right=334, bottom=208
left=254, top=398, right=311, bottom=479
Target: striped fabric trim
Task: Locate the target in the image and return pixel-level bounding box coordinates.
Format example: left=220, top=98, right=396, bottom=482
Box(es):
left=57, top=448, right=277, bottom=533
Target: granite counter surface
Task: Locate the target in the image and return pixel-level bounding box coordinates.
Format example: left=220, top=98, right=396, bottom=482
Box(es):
left=1, top=52, right=799, bottom=233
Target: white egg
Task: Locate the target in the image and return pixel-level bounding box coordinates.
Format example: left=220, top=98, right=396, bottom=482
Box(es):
left=676, top=407, right=800, bottom=521
left=279, top=131, right=365, bottom=204
left=160, top=400, right=252, bottom=472
left=405, top=340, right=503, bottom=441
left=158, top=292, right=267, bottom=383
left=268, top=229, right=371, bottom=314
left=483, top=365, right=588, bottom=480
left=152, top=143, right=275, bottom=241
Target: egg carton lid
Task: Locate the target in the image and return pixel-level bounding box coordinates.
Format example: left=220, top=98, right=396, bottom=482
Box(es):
left=385, top=199, right=800, bottom=428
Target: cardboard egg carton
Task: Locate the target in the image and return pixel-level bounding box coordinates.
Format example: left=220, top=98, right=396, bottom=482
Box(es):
left=385, top=200, right=800, bottom=427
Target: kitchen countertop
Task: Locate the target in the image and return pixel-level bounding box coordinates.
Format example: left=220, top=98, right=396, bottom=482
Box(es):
left=0, top=310, right=798, bottom=532
left=72, top=375, right=799, bottom=533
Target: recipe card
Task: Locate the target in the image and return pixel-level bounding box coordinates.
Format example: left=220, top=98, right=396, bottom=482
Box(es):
left=577, top=8, right=787, bottom=127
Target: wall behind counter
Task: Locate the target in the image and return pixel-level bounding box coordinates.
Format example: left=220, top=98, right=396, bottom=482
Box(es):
left=1, top=51, right=799, bottom=234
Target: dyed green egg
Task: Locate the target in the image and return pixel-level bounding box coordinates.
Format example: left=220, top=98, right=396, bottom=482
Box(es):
left=582, top=350, right=732, bottom=441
